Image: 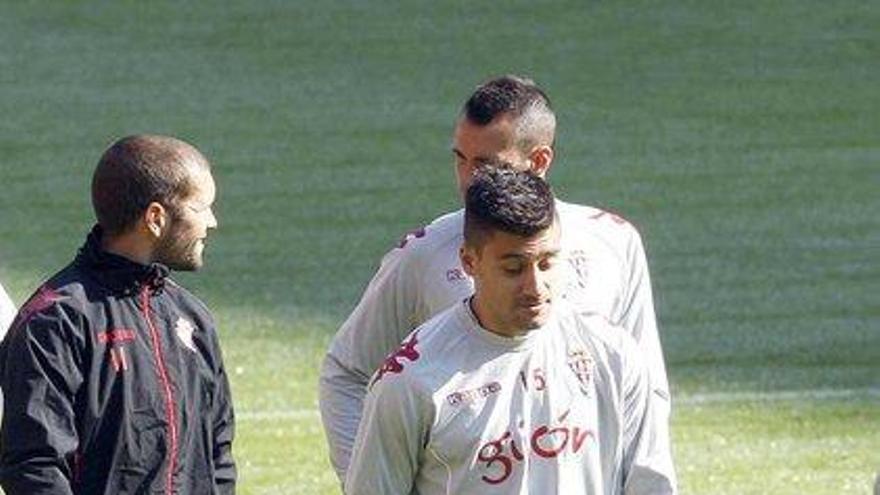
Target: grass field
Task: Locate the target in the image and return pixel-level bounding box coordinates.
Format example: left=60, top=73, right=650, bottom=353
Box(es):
left=0, top=1, right=878, bottom=493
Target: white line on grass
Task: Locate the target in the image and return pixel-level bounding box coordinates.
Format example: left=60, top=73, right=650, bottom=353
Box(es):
left=237, top=409, right=320, bottom=421
left=235, top=387, right=880, bottom=422
left=677, top=387, right=880, bottom=405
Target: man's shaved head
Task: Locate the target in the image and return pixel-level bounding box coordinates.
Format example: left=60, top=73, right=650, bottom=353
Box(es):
left=92, top=135, right=210, bottom=236
left=462, top=75, right=556, bottom=152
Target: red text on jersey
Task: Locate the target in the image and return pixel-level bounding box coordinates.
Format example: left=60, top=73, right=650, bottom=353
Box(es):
left=476, top=409, right=594, bottom=485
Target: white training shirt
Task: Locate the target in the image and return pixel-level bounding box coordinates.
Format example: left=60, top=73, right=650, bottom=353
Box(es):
left=0, top=282, right=17, bottom=423
left=345, top=300, right=676, bottom=495
left=0, top=282, right=14, bottom=338
left=321, top=200, right=671, bottom=479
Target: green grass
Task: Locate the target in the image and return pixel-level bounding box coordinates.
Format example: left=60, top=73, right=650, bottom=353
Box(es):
left=0, top=1, right=878, bottom=493
left=676, top=399, right=880, bottom=494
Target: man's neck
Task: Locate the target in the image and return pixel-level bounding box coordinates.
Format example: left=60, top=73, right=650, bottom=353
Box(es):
left=468, top=296, right=524, bottom=339
left=101, top=231, right=153, bottom=265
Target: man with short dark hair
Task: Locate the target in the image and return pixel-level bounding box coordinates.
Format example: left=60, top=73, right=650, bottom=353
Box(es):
left=320, top=75, right=672, bottom=481
left=345, top=168, right=676, bottom=494
left=0, top=135, right=236, bottom=494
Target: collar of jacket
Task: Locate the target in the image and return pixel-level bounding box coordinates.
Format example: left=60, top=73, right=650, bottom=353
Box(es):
left=75, top=225, right=171, bottom=297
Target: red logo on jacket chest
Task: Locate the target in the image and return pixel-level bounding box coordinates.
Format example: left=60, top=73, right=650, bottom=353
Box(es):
left=97, top=328, right=136, bottom=344
left=96, top=328, right=137, bottom=373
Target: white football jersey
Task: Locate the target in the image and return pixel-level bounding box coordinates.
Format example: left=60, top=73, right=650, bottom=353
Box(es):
left=0, top=282, right=16, bottom=423
left=345, top=301, right=676, bottom=495
left=0, top=282, right=14, bottom=339
left=321, top=200, right=670, bottom=479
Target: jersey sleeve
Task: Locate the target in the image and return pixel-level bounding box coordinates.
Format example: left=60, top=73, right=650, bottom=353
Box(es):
left=618, top=228, right=671, bottom=407
left=318, top=353, right=367, bottom=482
left=333, top=236, right=428, bottom=376
left=0, top=282, right=15, bottom=338
left=620, top=337, right=677, bottom=495
left=0, top=302, right=84, bottom=495
left=0, top=282, right=16, bottom=425
left=344, top=368, right=431, bottom=495
left=320, top=238, right=426, bottom=480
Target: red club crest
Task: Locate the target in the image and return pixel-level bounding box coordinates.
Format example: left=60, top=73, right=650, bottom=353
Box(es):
left=567, top=349, right=594, bottom=395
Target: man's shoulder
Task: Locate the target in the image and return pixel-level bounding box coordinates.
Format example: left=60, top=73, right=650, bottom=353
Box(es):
left=368, top=209, right=464, bottom=284
left=164, top=279, right=215, bottom=322
left=400, top=303, right=468, bottom=363
left=390, top=209, right=463, bottom=257
left=557, top=199, right=643, bottom=245
left=369, top=303, right=468, bottom=388
left=556, top=305, right=639, bottom=360
left=4, top=263, right=92, bottom=339
left=25, top=263, right=90, bottom=311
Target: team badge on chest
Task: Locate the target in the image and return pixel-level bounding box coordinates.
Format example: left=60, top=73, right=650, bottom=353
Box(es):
left=175, top=317, right=198, bottom=352
left=567, top=349, right=594, bottom=395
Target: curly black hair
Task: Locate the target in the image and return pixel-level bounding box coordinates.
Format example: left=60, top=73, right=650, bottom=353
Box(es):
left=464, top=166, right=556, bottom=248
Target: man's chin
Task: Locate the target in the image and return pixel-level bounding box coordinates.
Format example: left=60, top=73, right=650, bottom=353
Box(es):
left=519, top=305, right=552, bottom=330
left=164, top=256, right=202, bottom=272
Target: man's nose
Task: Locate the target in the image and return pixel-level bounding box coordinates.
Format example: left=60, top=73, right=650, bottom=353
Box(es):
left=521, top=265, right=549, bottom=298
left=207, top=209, right=218, bottom=230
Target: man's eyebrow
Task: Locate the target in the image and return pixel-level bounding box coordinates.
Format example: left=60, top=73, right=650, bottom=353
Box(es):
left=452, top=148, right=465, bottom=159
left=540, top=249, right=562, bottom=260
left=499, top=249, right=560, bottom=261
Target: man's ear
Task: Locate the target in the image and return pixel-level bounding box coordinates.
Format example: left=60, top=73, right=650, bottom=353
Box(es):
left=528, top=145, right=554, bottom=178
left=460, top=244, right=478, bottom=276
left=143, top=201, right=168, bottom=239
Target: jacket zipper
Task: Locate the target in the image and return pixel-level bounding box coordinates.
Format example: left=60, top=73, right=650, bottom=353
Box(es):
left=141, top=287, right=178, bottom=495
